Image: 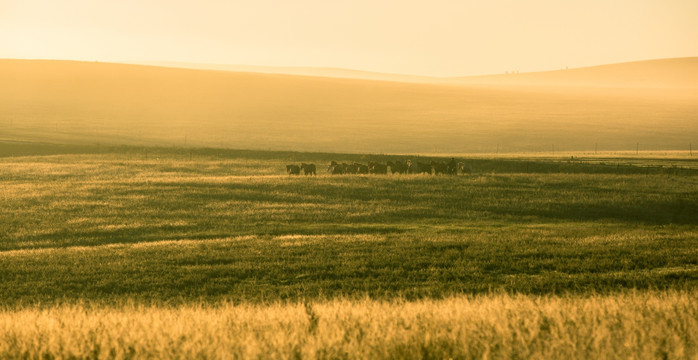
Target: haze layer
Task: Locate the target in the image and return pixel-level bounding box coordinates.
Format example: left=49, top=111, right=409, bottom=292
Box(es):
left=1, top=59, right=696, bottom=153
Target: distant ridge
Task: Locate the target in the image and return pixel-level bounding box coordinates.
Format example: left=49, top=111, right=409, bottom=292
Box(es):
left=447, top=58, right=698, bottom=88
left=132, top=58, right=698, bottom=88
left=130, top=61, right=439, bottom=84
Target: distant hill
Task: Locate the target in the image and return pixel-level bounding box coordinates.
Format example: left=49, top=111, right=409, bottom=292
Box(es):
left=136, top=58, right=698, bottom=89
left=131, top=61, right=437, bottom=84
left=448, top=58, right=698, bottom=89
left=0, top=59, right=696, bottom=154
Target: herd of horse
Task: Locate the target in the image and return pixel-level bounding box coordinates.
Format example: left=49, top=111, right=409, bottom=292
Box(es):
left=286, top=159, right=473, bottom=176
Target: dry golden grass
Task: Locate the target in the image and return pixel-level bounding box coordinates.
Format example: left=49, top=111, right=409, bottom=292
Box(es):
left=1, top=291, right=696, bottom=359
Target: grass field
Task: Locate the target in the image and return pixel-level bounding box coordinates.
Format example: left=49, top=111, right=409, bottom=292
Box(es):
left=1, top=144, right=697, bottom=358
left=1, top=145, right=696, bottom=302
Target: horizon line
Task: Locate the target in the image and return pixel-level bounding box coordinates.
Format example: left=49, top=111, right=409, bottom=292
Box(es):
left=2, top=55, right=697, bottom=79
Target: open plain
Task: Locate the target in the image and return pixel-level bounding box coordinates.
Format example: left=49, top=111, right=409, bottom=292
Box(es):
left=1, top=57, right=697, bottom=358
left=1, top=144, right=696, bottom=358
left=4, top=0, right=698, bottom=355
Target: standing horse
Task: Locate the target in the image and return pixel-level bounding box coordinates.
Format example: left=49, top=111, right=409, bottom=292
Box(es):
left=447, top=158, right=458, bottom=175
left=300, top=163, right=316, bottom=175
left=407, top=160, right=431, bottom=174
left=431, top=161, right=448, bottom=175
left=328, top=161, right=345, bottom=174
left=286, top=164, right=301, bottom=175
left=354, top=163, right=369, bottom=174
left=369, top=162, right=388, bottom=174
left=345, top=163, right=359, bottom=174
left=387, top=160, right=408, bottom=174
left=458, top=162, right=473, bottom=175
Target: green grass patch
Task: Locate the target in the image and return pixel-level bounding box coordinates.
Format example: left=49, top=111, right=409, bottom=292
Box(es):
left=0, top=144, right=696, bottom=304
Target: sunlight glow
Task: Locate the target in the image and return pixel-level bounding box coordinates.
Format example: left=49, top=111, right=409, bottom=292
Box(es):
left=1, top=0, right=697, bottom=76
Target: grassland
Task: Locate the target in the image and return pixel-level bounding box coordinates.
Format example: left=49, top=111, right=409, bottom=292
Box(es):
left=1, top=144, right=697, bottom=358
left=2, top=57, right=696, bottom=358
left=1, top=145, right=696, bottom=304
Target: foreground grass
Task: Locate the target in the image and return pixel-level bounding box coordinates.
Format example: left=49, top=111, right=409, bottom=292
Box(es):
left=1, top=291, right=696, bottom=359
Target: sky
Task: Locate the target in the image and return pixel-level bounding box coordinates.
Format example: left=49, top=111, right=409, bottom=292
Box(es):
left=1, top=0, right=697, bottom=77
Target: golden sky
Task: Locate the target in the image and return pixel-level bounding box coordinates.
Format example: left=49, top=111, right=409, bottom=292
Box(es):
left=1, top=0, right=697, bottom=76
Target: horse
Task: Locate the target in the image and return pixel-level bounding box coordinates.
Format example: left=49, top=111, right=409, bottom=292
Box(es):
left=345, top=163, right=359, bottom=174
left=387, top=160, right=408, bottom=174
left=328, top=161, right=345, bottom=175
left=286, top=164, right=301, bottom=175
left=369, top=162, right=388, bottom=174
left=406, top=160, right=416, bottom=174
left=354, top=163, right=369, bottom=174
left=300, top=163, right=316, bottom=175
left=407, top=160, right=431, bottom=174
left=418, top=162, right=432, bottom=174
left=446, top=158, right=458, bottom=175
left=430, top=160, right=448, bottom=175
left=458, top=162, right=473, bottom=175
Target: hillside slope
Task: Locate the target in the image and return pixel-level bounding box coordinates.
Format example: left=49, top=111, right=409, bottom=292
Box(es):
left=1, top=59, right=696, bottom=153
left=136, top=58, right=698, bottom=89
left=449, top=58, right=698, bottom=89
left=131, top=61, right=436, bottom=84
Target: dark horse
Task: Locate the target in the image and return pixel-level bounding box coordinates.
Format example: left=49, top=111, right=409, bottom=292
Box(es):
left=407, top=160, right=431, bottom=174
left=430, top=160, right=448, bottom=175
left=286, top=164, right=300, bottom=175
left=354, top=163, right=369, bottom=174
left=458, top=162, right=472, bottom=175
left=345, top=163, right=359, bottom=174
left=368, top=162, right=388, bottom=174
left=447, top=158, right=458, bottom=175
left=387, top=160, right=408, bottom=174
left=300, top=163, right=316, bottom=175
left=328, top=161, right=345, bottom=174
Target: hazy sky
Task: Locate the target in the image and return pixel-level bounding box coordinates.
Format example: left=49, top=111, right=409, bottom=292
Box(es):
left=1, top=0, right=697, bottom=76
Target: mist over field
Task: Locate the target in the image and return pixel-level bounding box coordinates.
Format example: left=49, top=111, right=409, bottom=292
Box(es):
left=1, top=58, right=696, bottom=154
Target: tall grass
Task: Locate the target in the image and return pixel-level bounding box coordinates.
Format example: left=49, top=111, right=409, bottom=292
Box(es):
left=1, top=291, right=696, bottom=359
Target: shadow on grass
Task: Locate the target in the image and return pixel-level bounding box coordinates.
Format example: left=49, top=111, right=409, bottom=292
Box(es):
left=1, top=234, right=696, bottom=305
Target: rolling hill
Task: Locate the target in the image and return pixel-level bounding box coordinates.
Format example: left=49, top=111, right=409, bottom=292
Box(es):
left=1, top=59, right=696, bottom=154
left=449, top=58, right=698, bottom=89
left=136, top=58, right=698, bottom=89
left=130, top=61, right=436, bottom=84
